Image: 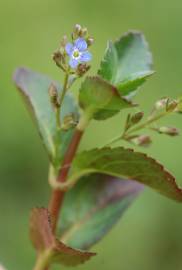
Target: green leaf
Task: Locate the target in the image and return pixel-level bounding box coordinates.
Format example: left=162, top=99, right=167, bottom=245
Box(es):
left=98, top=31, right=153, bottom=98
left=116, top=71, right=154, bottom=97
left=59, top=174, right=142, bottom=250
left=79, top=76, right=133, bottom=120
left=69, top=147, right=182, bottom=202
left=30, top=208, right=95, bottom=266
left=13, top=68, right=79, bottom=168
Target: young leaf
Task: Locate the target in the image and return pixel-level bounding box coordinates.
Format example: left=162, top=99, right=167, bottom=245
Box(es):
left=13, top=68, right=79, bottom=168
left=30, top=208, right=95, bottom=266
left=98, top=31, right=153, bottom=98
left=79, top=76, right=133, bottom=120
left=58, top=174, right=142, bottom=250
left=69, top=147, right=182, bottom=202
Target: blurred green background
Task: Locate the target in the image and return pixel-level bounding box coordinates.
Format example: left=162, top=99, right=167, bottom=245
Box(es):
left=1, top=0, right=182, bottom=269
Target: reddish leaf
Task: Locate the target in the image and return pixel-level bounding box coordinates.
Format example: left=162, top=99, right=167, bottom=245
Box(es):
left=30, top=208, right=96, bottom=266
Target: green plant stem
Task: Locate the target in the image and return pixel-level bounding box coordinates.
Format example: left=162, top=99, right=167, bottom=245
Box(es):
left=56, top=72, right=70, bottom=129
left=33, top=251, right=52, bottom=270
left=104, top=110, right=170, bottom=146
left=48, top=112, right=91, bottom=233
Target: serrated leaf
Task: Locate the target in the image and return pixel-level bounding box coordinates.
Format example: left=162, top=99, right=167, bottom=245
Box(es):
left=13, top=68, right=79, bottom=169
left=69, top=147, right=182, bottom=202
left=98, top=31, right=153, bottom=98
left=79, top=76, right=133, bottom=120
left=30, top=208, right=95, bottom=267
left=58, top=174, right=142, bottom=250
left=116, top=71, right=154, bottom=97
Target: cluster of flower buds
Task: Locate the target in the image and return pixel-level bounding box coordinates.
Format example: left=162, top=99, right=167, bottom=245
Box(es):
left=53, top=24, right=94, bottom=77
left=154, top=97, right=180, bottom=113
left=71, top=24, right=94, bottom=46
left=121, top=95, right=182, bottom=147
left=122, top=112, right=151, bottom=147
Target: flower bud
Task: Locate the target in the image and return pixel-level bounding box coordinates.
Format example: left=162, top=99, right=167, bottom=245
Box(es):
left=131, top=135, right=152, bottom=147
left=87, top=37, right=94, bottom=46
left=131, top=111, right=144, bottom=124
left=166, top=100, right=178, bottom=112
left=175, top=98, right=182, bottom=113
left=76, top=63, right=90, bottom=77
left=60, top=35, right=67, bottom=47
left=155, top=98, right=168, bottom=110
left=61, top=113, right=78, bottom=131
left=80, top=27, right=88, bottom=37
left=48, top=83, right=60, bottom=109
left=74, top=24, right=82, bottom=35
left=72, top=24, right=82, bottom=39
left=52, top=50, right=63, bottom=67
left=158, top=126, right=179, bottom=136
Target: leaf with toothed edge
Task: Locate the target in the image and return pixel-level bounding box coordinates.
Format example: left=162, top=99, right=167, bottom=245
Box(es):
left=30, top=208, right=96, bottom=266
left=13, top=67, right=79, bottom=169
left=79, top=76, right=134, bottom=120
left=58, top=174, right=143, bottom=250
left=68, top=147, right=182, bottom=202
left=98, top=31, right=154, bottom=99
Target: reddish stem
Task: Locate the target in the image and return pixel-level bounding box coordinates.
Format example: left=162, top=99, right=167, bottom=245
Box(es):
left=48, top=129, right=83, bottom=232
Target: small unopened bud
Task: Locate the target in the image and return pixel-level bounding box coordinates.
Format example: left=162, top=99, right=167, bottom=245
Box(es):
left=132, top=135, right=152, bottom=147
left=80, top=27, right=88, bottom=37
left=175, top=99, right=182, bottom=113
left=131, top=112, right=144, bottom=124
left=74, top=24, right=82, bottom=35
left=60, top=35, right=67, bottom=47
left=76, top=63, right=90, bottom=77
left=48, top=83, right=60, bottom=109
left=166, top=99, right=178, bottom=112
left=158, top=126, right=180, bottom=136
left=61, top=113, right=78, bottom=131
left=87, top=37, right=94, bottom=46
left=53, top=51, right=63, bottom=67
left=72, top=24, right=82, bottom=39
left=155, top=98, right=168, bottom=110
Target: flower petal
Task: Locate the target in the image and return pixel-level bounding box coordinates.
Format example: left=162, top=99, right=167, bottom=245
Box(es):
left=74, top=38, right=87, bottom=51
left=69, top=58, right=79, bottom=68
left=80, top=51, right=92, bottom=62
left=65, top=43, right=73, bottom=56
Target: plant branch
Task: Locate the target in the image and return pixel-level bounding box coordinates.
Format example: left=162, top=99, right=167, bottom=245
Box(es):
left=104, top=110, right=171, bottom=146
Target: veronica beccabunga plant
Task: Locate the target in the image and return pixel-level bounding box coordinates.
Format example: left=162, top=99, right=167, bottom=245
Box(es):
left=13, top=24, right=182, bottom=270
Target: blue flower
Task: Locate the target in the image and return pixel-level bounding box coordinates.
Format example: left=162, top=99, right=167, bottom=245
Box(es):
left=65, top=38, right=92, bottom=69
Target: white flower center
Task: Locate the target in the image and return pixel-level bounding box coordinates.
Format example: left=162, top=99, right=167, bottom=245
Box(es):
left=72, top=49, right=80, bottom=59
